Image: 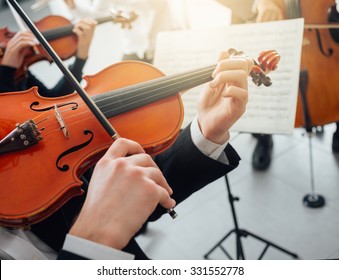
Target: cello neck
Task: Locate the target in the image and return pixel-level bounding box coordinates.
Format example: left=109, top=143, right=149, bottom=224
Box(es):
left=92, top=65, right=215, bottom=119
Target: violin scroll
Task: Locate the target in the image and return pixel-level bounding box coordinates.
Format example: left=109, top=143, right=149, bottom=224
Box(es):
left=109, top=9, right=138, bottom=29
left=227, top=48, right=281, bottom=87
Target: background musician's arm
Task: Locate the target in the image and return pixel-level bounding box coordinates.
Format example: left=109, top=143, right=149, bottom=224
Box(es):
left=216, top=0, right=285, bottom=23
left=0, top=19, right=96, bottom=97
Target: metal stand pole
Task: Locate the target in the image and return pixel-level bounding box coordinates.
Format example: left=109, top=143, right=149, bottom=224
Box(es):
left=299, top=71, right=325, bottom=208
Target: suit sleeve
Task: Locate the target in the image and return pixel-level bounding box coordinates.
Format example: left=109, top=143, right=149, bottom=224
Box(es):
left=0, top=66, right=17, bottom=93
left=149, top=123, right=241, bottom=220
left=0, top=58, right=86, bottom=96
left=57, top=250, right=87, bottom=260
left=27, top=58, right=87, bottom=98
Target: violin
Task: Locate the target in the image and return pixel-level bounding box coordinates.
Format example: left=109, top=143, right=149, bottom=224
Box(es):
left=0, top=10, right=137, bottom=80
left=0, top=49, right=280, bottom=228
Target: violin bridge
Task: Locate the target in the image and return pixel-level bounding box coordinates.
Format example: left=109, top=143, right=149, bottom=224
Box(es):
left=54, top=104, right=69, bottom=139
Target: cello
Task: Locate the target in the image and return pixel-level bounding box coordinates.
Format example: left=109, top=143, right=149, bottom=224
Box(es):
left=0, top=49, right=280, bottom=228
left=285, top=0, right=339, bottom=127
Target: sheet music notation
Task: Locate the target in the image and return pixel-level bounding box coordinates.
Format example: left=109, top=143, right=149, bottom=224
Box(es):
left=154, top=19, right=304, bottom=135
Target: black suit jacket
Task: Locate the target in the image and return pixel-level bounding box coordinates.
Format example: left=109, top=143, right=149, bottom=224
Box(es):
left=33, top=124, right=240, bottom=259
left=0, top=58, right=86, bottom=97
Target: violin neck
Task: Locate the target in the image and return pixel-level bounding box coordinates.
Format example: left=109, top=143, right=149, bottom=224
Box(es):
left=42, top=16, right=114, bottom=41
left=42, top=25, right=74, bottom=41
left=92, top=65, right=216, bottom=118
left=95, top=15, right=117, bottom=25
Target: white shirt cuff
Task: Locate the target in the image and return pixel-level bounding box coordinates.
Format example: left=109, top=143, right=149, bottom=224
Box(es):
left=190, top=116, right=229, bottom=165
left=63, top=234, right=134, bottom=260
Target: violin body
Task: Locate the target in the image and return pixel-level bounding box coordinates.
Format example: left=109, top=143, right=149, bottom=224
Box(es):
left=291, top=0, right=339, bottom=127
left=0, top=61, right=183, bottom=227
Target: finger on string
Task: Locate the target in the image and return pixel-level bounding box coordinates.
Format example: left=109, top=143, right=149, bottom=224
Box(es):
left=218, top=50, right=230, bottom=61
left=222, top=85, right=249, bottom=105
left=83, top=18, right=97, bottom=26
left=211, top=70, right=248, bottom=90
left=212, top=57, right=250, bottom=78
left=72, top=27, right=83, bottom=36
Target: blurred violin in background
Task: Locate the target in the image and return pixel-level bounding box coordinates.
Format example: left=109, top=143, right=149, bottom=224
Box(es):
left=0, top=9, right=138, bottom=80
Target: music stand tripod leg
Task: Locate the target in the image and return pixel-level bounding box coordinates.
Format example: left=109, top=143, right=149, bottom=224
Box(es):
left=204, top=175, right=299, bottom=260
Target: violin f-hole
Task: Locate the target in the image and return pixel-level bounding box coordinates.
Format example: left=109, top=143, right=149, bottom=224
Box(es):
left=30, top=101, right=78, bottom=112
left=56, top=130, right=94, bottom=172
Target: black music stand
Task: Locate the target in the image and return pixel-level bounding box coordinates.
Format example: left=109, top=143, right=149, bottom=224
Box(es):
left=204, top=175, right=299, bottom=260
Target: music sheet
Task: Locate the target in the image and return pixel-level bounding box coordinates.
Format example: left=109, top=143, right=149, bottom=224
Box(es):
left=153, top=18, right=304, bottom=134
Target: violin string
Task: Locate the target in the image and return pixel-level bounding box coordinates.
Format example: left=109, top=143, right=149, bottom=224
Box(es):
left=95, top=66, right=215, bottom=116
left=29, top=65, right=215, bottom=138
left=31, top=102, right=96, bottom=138
left=31, top=109, right=53, bottom=122
left=29, top=57, right=270, bottom=137
left=43, top=25, right=74, bottom=41
left=97, top=65, right=215, bottom=103
left=105, top=69, right=214, bottom=115
left=40, top=115, right=96, bottom=139
left=26, top=54, right=277, bottom=141
left=27, top=64, right=225, bottom=139
left=38, top=111, right=105, bottom=139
